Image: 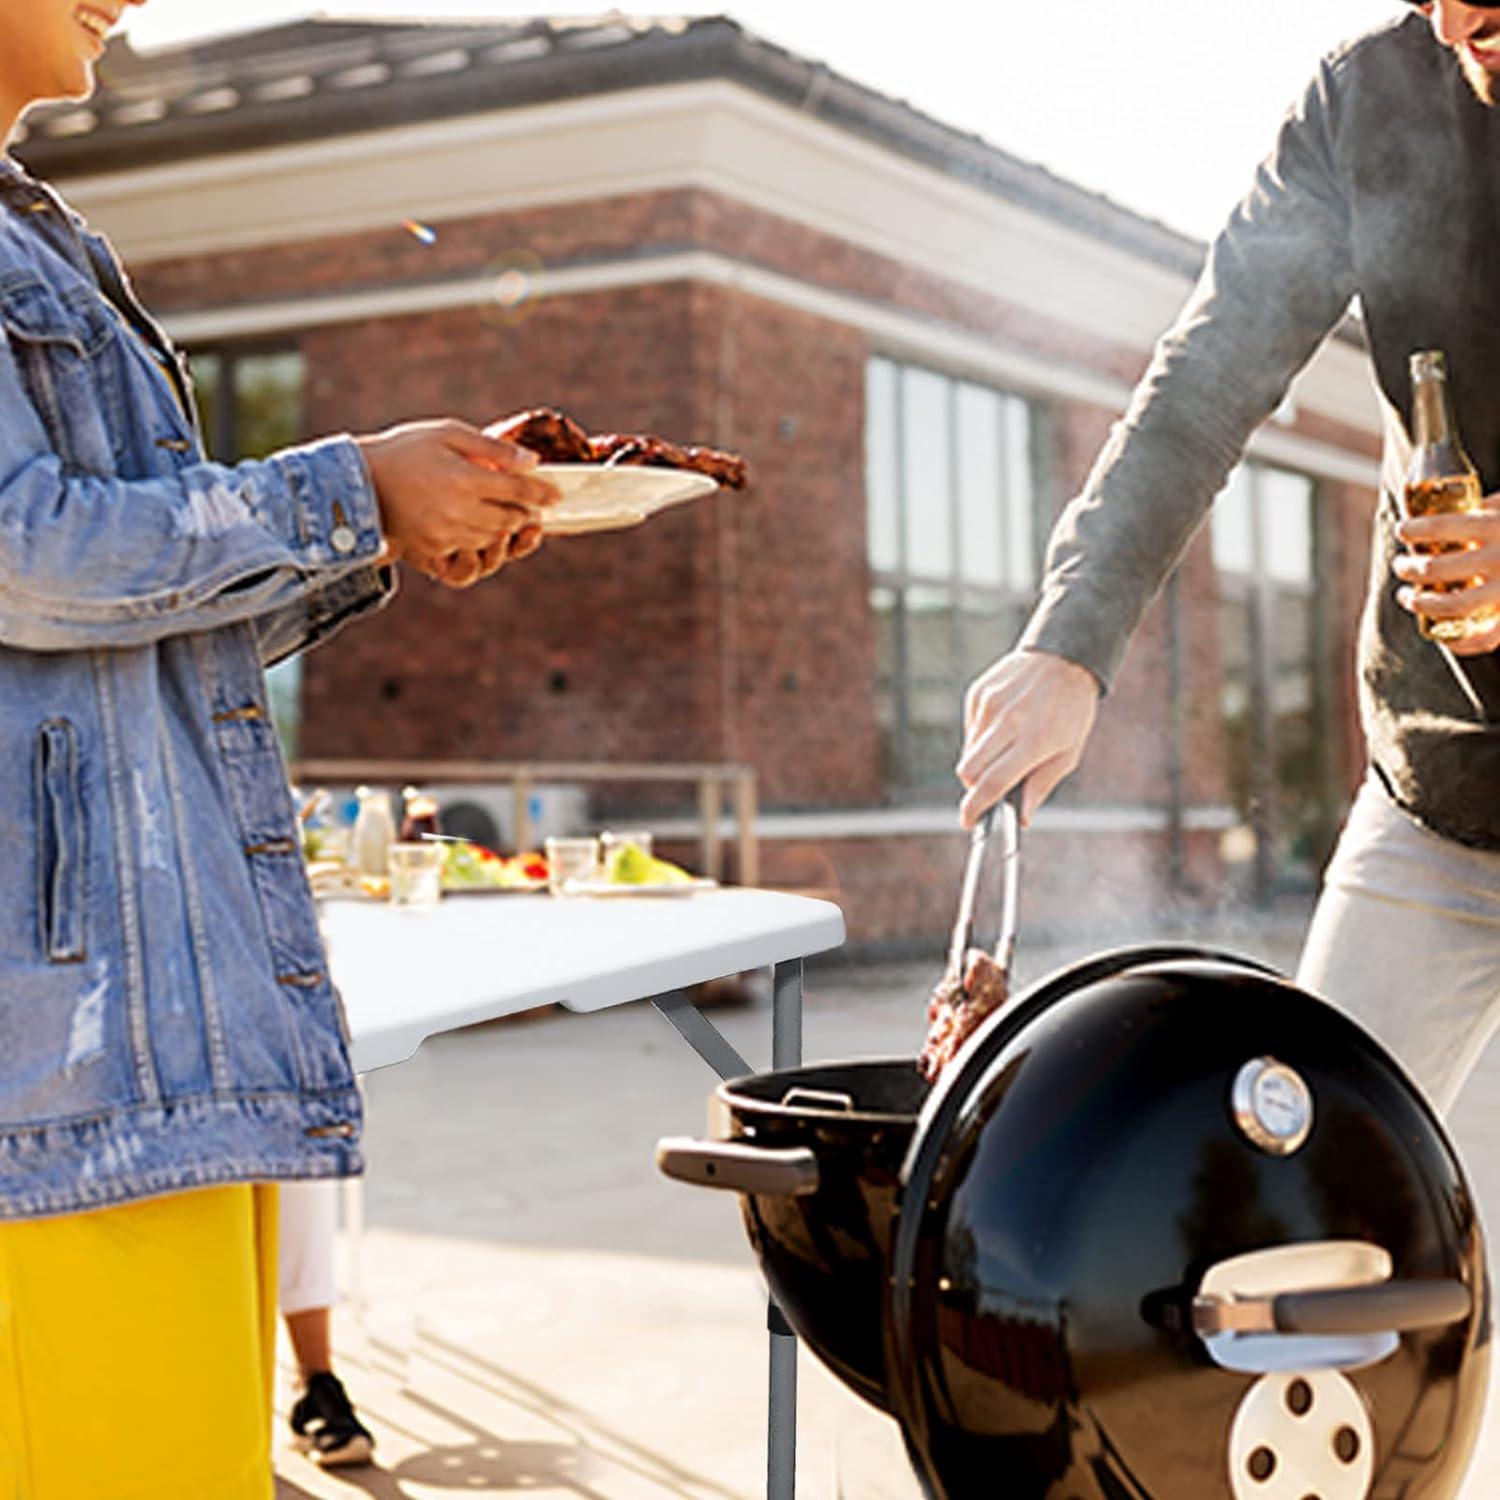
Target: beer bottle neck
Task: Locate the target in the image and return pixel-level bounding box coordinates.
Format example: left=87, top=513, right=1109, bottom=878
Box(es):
left=1413, top=374, right=1457, bottom=449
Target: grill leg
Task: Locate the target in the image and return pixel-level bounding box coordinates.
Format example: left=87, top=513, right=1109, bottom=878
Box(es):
left=768, top=960, right=803, bottom=1500
left=769, top=1301, right=798, bottom=1500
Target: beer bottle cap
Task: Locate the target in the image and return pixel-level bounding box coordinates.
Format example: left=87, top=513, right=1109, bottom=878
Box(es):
left=1410, top=349, right=1448, bottom=381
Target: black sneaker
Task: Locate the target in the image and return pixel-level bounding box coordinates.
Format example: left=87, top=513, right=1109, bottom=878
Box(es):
left=289, top=1371, right=375, bottom=1467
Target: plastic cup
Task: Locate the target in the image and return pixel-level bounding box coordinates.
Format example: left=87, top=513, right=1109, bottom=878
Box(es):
left=601, top=829, right=654, bottom=862
left=545, top=836, right=601, bottom=895
left=387, top=841, right=444, bottom=909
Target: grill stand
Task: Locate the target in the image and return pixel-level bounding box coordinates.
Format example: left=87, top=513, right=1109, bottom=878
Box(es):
left=652, top=957, right=803, bottom=1500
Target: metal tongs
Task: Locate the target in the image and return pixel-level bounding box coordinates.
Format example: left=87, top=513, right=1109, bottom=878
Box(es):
left=946, top=786, right=1023, bottom=980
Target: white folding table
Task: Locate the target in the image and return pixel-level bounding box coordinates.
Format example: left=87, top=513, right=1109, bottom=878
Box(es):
left=320, top=887, right=846, bottom=1500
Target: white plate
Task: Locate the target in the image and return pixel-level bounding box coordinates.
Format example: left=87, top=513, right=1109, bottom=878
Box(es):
left=535, top=465, right=719, bottom=536
left=563, top=877, right=718, bottom=897
left=442, top=881, right=547, bottom=897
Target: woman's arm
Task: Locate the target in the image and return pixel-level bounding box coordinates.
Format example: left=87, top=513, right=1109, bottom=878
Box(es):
left=0, top=307, right=380, bottom=648
left=0, top=324, right=549, bottom=650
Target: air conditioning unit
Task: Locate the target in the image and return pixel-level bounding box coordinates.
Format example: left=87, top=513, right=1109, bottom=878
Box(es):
left=430, top=783, right=590, bottom=852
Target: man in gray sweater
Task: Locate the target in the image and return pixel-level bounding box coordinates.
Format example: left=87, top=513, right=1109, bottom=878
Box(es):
left=958, top=1, right=1500, bottom=1112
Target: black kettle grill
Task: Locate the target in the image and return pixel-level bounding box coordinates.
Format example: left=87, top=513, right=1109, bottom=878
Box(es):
left=657, top=803, right=1491, bottom=1499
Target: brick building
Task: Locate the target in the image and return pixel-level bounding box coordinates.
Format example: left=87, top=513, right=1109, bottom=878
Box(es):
left=18, top=15, right=1384, bottom=949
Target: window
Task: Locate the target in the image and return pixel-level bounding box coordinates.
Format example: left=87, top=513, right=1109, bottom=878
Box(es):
left=1211, top=461, right=1330, bottom=898
left=866, top=357, right=1042, bottom=793
left=190, top=347, right=307, bottom=761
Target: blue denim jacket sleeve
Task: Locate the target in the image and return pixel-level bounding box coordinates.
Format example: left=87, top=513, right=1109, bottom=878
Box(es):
left=1019, top=54, right=1359, bottom=691
left=253, top=563, right=396, bottom=668
left=0, top=316, right=390, bottom=651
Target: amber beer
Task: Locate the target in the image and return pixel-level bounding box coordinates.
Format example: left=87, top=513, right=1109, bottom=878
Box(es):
left=1403, top=349, right=1498, bottom=643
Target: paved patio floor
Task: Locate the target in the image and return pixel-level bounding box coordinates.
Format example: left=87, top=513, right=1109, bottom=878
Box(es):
left=272, top=907, right=1500, bottom=1499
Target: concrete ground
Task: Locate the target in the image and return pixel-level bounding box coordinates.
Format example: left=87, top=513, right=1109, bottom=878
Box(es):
left=272, top=905, right=1500, bottom=1499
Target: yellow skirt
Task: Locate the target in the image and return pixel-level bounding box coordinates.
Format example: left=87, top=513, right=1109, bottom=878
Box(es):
left=0, top=1183, right=278, bottom=1500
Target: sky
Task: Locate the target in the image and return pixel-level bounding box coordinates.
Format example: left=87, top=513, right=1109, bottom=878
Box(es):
left=117, top=0, right=1406, bottom=241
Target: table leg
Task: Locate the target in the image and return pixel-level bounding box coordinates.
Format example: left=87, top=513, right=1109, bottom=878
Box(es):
left=772, top=959, right=803, bottom=1070
left=649, top=963, right=805, bottom=1500
left=649, top=989, right=751, bottom=1082
left=768, top=959, right=803, bottom=1500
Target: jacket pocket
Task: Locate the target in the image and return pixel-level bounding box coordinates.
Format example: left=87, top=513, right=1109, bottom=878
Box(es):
left=34, top=719, right=86, bottom=963
left=0, top=273, right=121, bottom=472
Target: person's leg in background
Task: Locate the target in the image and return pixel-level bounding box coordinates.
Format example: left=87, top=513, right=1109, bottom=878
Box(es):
left=1297, top=776, right=1500, bottom=1115
left=279, top=1179, right=375, bottom=1468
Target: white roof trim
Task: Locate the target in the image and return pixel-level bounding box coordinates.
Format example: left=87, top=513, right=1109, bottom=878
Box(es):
left=648, top=802, right=1243, bottom=840
left=57, top=79, right=1380, bottom=444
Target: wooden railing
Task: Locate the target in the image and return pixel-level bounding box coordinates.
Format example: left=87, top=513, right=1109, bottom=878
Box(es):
left=290, top=758, right=759, bottom=887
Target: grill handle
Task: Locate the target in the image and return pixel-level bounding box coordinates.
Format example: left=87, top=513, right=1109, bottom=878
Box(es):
left=1194, top=1278, right=1472, bottom=1338
left=780, top=1087, right=854, bottom=1112
left=656, top=1136, right=820, bottom=1197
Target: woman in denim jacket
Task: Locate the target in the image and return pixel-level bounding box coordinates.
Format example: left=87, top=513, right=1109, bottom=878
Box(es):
left=0, top=2, right=557, bottom=1492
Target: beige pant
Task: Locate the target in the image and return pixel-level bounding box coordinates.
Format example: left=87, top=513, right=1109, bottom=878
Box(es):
left=1297, top=775, right=1500, bottom=1115
left=278, top=1179, right=340, bottom=1315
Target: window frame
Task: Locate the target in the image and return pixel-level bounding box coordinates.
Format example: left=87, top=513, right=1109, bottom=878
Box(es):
left=866, top=355, right=1048, bottom=799
left=188, top=341, right=308, bottom=463
left=1210, top=459, right=1333, bottom=898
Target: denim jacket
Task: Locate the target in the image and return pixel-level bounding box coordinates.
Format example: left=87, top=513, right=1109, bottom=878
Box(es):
left=0, top=154, right=395, bottom=1217
left=1022, top=13, right=1500, bottom=848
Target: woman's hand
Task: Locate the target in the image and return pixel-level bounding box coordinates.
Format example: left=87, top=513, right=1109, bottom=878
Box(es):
left=1394, top=495, right=1500, bottom=654
left=355, top=419, right=558, bottom=565
left=415, top=520, right=547, bottom=589
left=956, top=649, right=1101, bottom=829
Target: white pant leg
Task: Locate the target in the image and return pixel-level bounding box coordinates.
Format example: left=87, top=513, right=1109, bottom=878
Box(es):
left=1296, top=776, right=1500, bottom=1115
left=278, top=1179, right=341, bottom=1315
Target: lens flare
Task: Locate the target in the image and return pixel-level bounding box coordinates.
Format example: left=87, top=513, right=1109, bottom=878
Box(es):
left=493, top=268, right=529, bottom=308
left=478, top=250, right=546, bottom=328
left=401, top=219, right=438, bottom=245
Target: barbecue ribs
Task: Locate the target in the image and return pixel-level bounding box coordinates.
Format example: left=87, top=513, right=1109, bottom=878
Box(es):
left=490, top=407, right=749, bottom=490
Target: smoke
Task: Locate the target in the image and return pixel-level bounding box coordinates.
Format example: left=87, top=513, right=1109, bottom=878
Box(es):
left=1003, top=825, right=1315, bottom=993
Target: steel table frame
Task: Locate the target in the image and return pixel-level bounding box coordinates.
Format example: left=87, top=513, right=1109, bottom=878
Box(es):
left=650, top=959, right=804, bottom=1500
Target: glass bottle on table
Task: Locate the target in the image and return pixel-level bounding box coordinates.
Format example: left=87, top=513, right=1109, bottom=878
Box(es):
left=1403, top=349, right=1498, bottom=644
left=399, top=785, right=442, bottom=843
left=351, top=785, right=395, bottom=877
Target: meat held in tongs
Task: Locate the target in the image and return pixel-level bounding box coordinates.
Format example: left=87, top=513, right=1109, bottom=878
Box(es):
left=918, top=795, right=1021, bottom=1083
left=918, top=948, right=1011, bottom=1083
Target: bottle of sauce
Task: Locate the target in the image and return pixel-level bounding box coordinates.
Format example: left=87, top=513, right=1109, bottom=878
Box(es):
left=351, top=785, right=395, bottom=877
left=1403, top=349, right=1498, bottom=644
left=399, top=785, right=442, bottom=843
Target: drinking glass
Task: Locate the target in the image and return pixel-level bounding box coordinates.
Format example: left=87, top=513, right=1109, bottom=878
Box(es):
left=601, top=829, right=654, bottom=862
left=545, top=836, right=601, bottom=896
left=387, top=841, right=444, bottom=909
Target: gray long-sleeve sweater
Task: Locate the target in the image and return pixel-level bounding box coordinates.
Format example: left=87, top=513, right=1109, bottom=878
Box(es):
left=1022, top=12, right=1500, bottom=848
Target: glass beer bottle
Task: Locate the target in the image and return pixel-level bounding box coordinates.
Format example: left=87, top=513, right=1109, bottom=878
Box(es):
left=1403, top=349, right=1497, bottom=643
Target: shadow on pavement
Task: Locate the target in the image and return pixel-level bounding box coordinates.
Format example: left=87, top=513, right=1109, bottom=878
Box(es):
left=277, top=1439, right=603, bottom=1497
left=394, top=1439, right=604, bottom=1491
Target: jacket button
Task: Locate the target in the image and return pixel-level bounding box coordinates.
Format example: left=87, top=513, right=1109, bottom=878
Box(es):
left=330, top=524, right=358, bottom=554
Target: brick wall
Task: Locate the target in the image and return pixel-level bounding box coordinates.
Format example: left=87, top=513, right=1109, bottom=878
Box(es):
left=286, top=277, right=884, bottom=807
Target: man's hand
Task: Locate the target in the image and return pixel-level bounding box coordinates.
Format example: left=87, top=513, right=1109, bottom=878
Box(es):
left=956, top=649, right=1101, bottom=829
left=355, top=419, right=558, bottom=566
left=1394, top=494, right=1500, bottom=655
